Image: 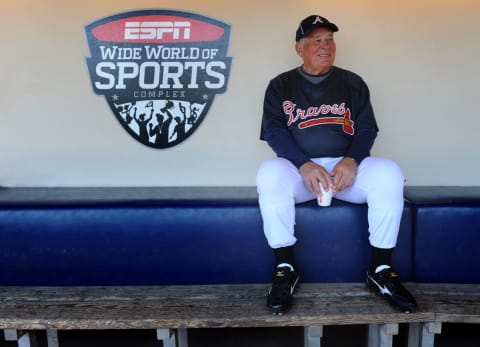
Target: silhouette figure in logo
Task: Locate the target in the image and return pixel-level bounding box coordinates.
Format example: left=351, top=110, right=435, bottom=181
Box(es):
left=133, top=105, right=153, bottom=143
left=187, top=104, right=199, bottom=125
left=116, top=101, right=136, bottom=124
left=149, top=100, right=174, bottom=145
left=170, top=102, right=187, bottom=141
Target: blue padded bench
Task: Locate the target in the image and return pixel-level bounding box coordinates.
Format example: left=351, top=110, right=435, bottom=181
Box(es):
left=404, top=186, right=480, bottom=284
left=2, top=187, right=480, bottom=347
left=0, top=187, right=412, bottom=286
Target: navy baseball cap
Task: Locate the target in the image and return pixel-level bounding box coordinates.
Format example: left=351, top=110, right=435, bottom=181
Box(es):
left=295, top=15, right=339, bottom=42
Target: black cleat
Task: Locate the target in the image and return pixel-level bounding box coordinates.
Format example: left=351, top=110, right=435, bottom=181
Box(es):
left=366, top=267, right=417, bottom=313
left=267, top=266, right=300, bottom=315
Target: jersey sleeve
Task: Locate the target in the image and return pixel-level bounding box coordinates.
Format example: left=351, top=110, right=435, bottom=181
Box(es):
left=344, top=76, right=379, bottom=164
left=260, top=77, right=311, bottom=168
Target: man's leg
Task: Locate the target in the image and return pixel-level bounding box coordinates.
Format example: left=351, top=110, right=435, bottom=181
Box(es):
left=335, top=157, right=417, bottom=312
left=256, top=157, right=315, bottom=248
left=256, top=157, right=313, bottom=314
left=335, top=157, right=404, bottom=248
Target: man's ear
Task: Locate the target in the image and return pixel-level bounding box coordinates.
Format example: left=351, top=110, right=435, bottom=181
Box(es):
left=295, top=42, right=303, bottom=58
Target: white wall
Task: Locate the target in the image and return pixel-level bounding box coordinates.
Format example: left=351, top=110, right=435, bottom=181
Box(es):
left=1, top=0, right=479, bottom=187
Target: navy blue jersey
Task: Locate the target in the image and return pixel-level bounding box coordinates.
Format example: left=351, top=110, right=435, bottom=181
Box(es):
left=260, top=66, right=379, bottom=168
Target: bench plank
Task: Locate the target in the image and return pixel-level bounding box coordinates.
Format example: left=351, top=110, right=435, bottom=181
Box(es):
left=0, top=283, right=477, bottom=330
left=413, top=283, right=480, bottom=323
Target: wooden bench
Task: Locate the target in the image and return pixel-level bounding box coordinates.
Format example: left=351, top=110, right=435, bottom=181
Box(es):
left=1, top=282, right=478, bottom=347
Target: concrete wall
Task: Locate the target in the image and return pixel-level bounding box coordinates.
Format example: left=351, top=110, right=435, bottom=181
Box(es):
left=1, top=0, right=479, bottom=187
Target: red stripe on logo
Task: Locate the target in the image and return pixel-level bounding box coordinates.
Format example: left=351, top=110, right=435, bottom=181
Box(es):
left=91, top=15, right=225, bottom=43
left=299, top=117, right=344, bottom=128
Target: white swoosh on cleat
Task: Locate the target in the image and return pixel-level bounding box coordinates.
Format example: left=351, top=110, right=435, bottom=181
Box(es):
left=290, top=276, right=300, bottom=295
left=369, top=275, right=392, bottom=295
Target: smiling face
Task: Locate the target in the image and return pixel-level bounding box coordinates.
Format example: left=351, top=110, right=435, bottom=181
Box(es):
left=295, top=27, right=336, bottom=75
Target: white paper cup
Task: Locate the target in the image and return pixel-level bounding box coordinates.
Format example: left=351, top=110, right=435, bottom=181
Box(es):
left=317, top=182, right=333, bottom=207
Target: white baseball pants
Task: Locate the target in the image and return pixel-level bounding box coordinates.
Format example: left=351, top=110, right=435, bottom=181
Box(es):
left=256, top=156, right=405, bottom=249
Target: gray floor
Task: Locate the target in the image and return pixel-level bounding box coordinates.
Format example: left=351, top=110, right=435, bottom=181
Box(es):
left=1, top=324, right=478, bottom=347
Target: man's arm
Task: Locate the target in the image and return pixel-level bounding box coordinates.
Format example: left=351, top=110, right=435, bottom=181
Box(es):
left=260, top=79, right=311, bottom=169
left=344, top=78, right=378, bottom=164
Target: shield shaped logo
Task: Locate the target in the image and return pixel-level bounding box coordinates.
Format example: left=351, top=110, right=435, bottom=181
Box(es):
left=85, top=10, right=232, bottom=148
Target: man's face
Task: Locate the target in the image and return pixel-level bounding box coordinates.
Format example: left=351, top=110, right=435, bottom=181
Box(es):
left=295, top=27, right=336, bottom=75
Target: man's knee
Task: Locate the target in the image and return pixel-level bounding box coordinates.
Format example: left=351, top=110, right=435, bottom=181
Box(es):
left=363, top=157, right=405, bottom=189
left=256, top=157, right=296, bottom=192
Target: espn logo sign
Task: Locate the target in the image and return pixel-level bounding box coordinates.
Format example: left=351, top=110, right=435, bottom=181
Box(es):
left=125, top=21, right=191, bottom=40
left=86, top=9, right=232, bottom=149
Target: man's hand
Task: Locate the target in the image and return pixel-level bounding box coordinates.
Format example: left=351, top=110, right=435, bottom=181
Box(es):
left=299, top=161, right=333, bottom=196
left=332, top=157, right=357, bottom=192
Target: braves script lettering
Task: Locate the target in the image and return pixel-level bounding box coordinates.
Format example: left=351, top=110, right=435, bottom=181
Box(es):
left=283, top=101, right=354, bottom=135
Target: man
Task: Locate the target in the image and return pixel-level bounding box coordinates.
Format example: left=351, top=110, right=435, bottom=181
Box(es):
left=256, top=15, right=417, bottom=315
